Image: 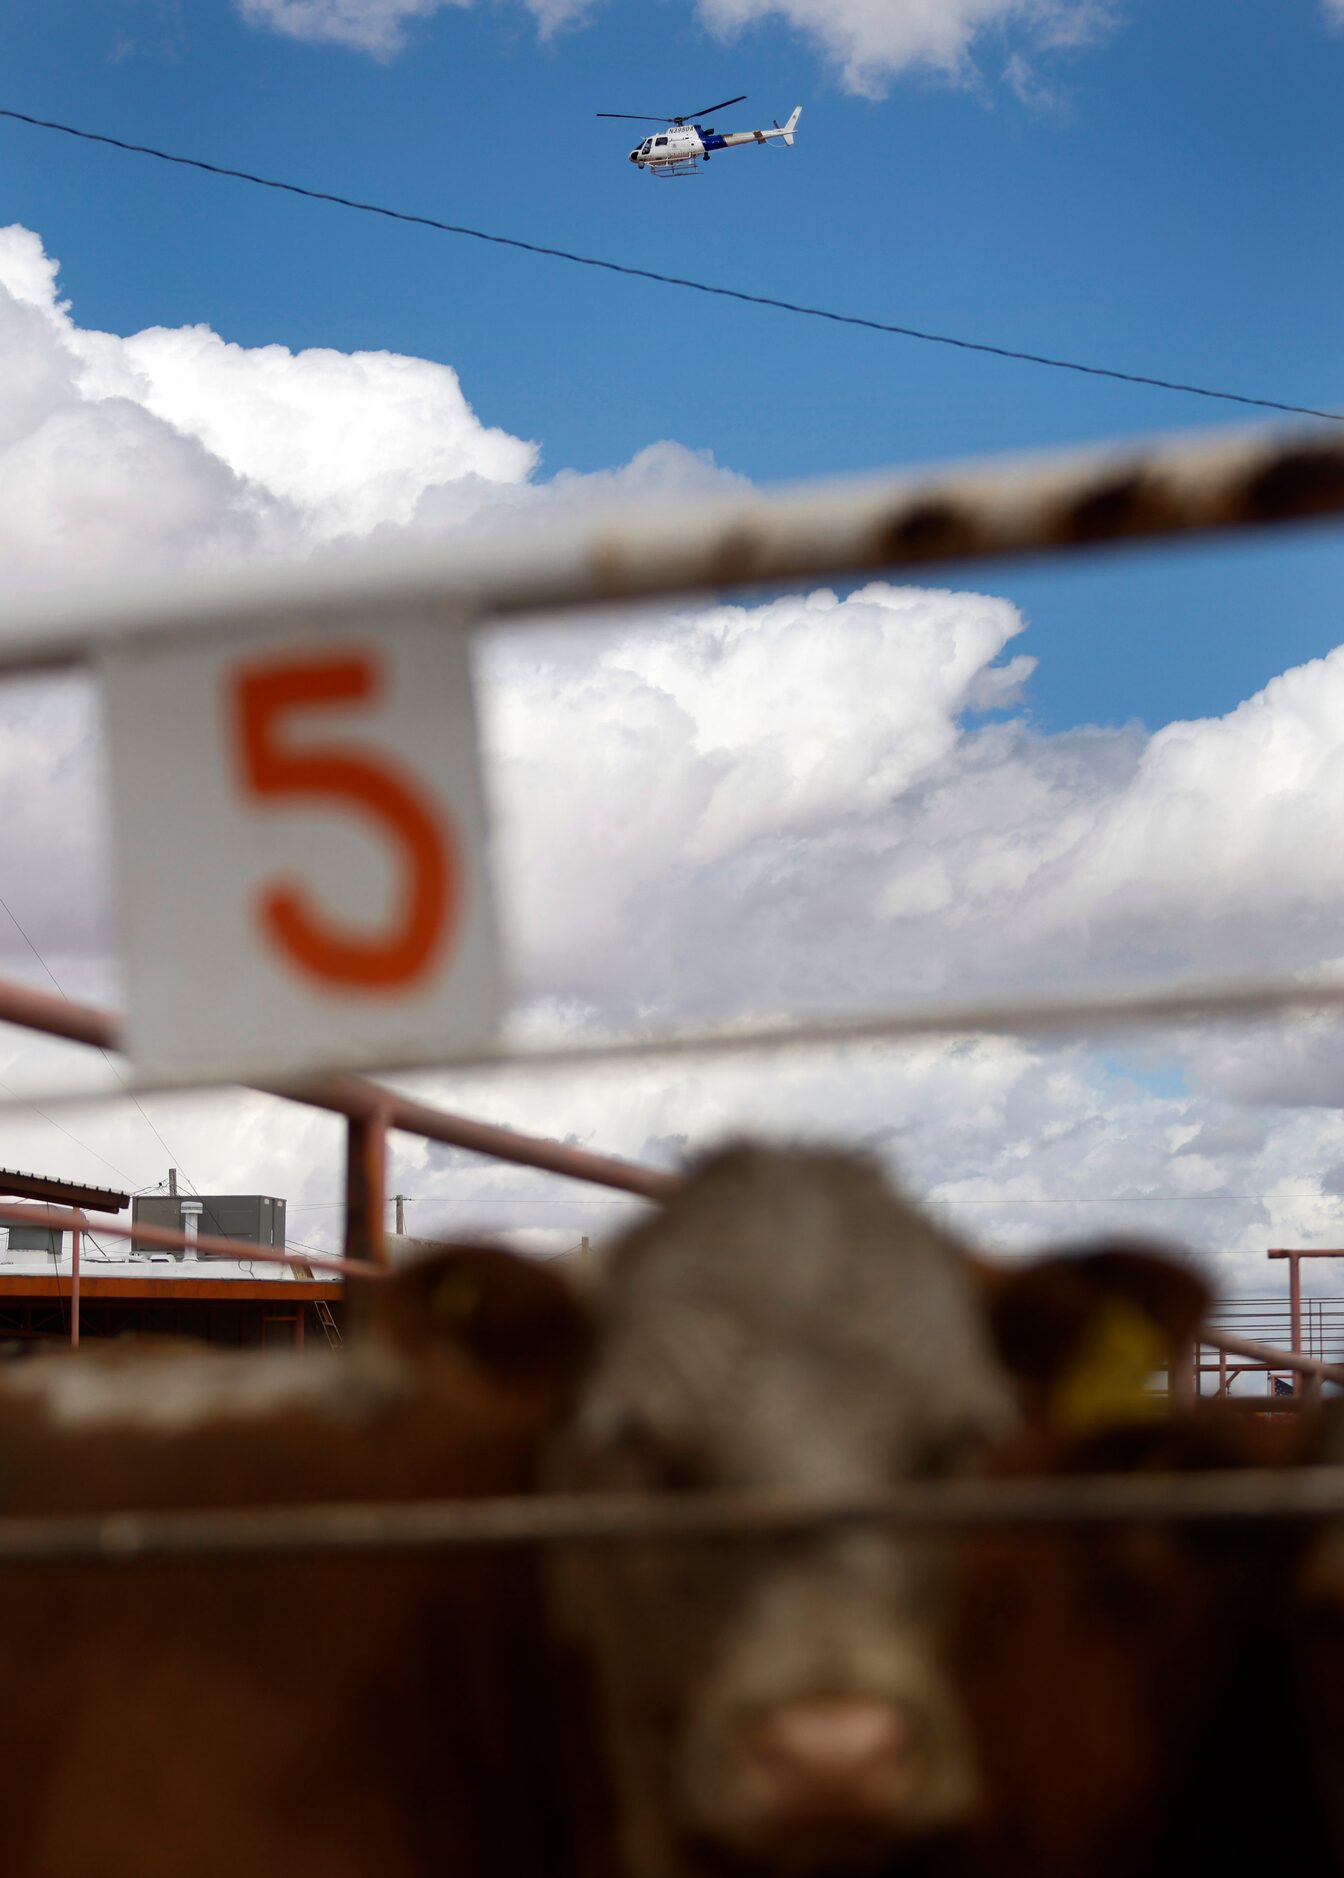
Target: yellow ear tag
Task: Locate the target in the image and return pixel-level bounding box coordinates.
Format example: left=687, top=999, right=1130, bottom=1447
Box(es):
left=432, top=1270, right=481, bottom=1324
left=1052, top=1300, right=1170, bottom=1432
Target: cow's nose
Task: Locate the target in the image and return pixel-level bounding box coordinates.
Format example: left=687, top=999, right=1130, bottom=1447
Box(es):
left=744, top=1698, right=919, bottom=1827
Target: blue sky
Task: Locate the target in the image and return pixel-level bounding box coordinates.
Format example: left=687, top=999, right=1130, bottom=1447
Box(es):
left=2, top=0, right=1344, bottom=1282
left=2, top=0, right=1342, bottom=732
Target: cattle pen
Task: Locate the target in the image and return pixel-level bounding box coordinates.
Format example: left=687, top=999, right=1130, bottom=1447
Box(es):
left=2, top=422, right=1344, bottom=1878
left=0, top=415, right=1343, bottom=1566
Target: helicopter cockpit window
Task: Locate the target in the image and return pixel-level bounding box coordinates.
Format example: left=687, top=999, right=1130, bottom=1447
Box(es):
left=641, top=139, right=653, bottom=154
left=654, top=136, right=668, bottom=146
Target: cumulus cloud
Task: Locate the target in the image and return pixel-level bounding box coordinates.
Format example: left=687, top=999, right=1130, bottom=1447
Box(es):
left=0, top=227, right=518, bottom=594
left=234, top=0, right=1113, bottom=87
left=482, top=584, right=1035, bottom=1013
left=695, top=0, right=1114, bottom=94
left=482, top=599, right=1344, bottom=1024
left=0, top=220, right=1343, bottom=1306
left=235, top=0, right=585, bottom=54
left=78, top=324, right=537, bottom=542
left=0, top=223, right=740, bottom=595
left=235, top=0, right=469, bottom=54
left=457, top=588, right=1344, bottom=1284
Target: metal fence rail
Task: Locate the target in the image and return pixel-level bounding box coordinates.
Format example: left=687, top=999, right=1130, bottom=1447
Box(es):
left=0, top=1201, right=375, bottom=1278
left=1, top=422, right=1343, bottom=679
left=1204, top=1299, right=1344, bottom=1367
left=0, top=961, right=1335, bottom=1389
left=5, top=1468, right=1344, bottom=1570
left=4, top=965, right=1344, bottom=1115
left=0, top=414, right=1338, bottom=1388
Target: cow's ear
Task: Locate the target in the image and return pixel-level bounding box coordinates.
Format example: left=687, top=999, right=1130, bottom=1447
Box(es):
left=974, top=1243, right=1209, bottom=1432
left=352, top=1243, right=593, bottom=1379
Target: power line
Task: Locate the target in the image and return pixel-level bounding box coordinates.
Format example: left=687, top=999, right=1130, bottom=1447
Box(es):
left=0, top=887, right=137, bottom=1180
left=289, top=1189, right=1342, bottom=1210
left=0, top=1077, right=132, bottom=1185
left=0, top=888, right=214, bottom=1205
left=0, top=105, right=1338, bottom=425
left=923, top=1192, right=1341, bottom=1206
left=0, top=889, right=67, bottom=1000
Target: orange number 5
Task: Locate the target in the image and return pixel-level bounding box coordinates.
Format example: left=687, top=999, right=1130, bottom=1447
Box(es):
left=231, top=651, right=457, bottom=991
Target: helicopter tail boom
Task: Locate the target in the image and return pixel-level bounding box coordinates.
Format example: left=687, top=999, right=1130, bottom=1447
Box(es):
left=710, top=106, right=801, bottom=151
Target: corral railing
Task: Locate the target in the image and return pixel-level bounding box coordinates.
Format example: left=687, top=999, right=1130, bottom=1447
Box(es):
left=1198, top=1295, right=1344, bottom=1398
left=0, top=417, right=1340, bottom=1537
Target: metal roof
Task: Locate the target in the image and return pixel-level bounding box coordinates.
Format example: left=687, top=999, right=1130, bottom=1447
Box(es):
left=0, top=1169, right=129, bottom=1212
left=0, top=1247, right=315, bottom=1285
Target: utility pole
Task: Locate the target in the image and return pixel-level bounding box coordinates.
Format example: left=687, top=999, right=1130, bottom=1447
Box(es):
left=168, top=1167, right=177, bottom=1198
left=393, top=1193, right=407, bottom=1235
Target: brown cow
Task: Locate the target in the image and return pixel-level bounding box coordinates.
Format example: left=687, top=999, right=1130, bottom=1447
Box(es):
left=0, top=1146, right=1263, bottom=1878
left=546, top=1139, right=1215, bottom=1878
left=0, top=1244, right=612, bottom=1878
left=1284, top=1401, right=1344, bottom=1867
left=950, top=1407, right=1329, bottom=1878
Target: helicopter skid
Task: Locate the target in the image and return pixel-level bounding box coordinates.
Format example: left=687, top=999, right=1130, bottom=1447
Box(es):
left=650, top=158, right=701, bottom=177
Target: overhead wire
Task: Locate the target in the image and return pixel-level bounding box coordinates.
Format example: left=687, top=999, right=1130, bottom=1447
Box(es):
left=0, top=1074, right=132, bottom=1185
left=287, top=1190, right=1341, bottom=1208
left=0, top=891, right=229, bottom=1228
left=0, top=891, right=137, bottom=1182
left=0, top=111, right=1336, bottom=1260
left=0, top=105, right=1338, bottom=424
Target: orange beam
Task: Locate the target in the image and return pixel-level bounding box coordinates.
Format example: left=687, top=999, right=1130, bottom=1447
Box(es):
left=0, top=1276, right=341, bottom=1302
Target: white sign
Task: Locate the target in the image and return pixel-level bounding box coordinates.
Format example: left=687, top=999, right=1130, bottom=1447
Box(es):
left=103, top=616, right=500, bottom=1078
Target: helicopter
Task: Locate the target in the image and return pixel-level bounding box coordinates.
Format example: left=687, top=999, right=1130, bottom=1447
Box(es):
left=598, top=95, right=802, bottom=177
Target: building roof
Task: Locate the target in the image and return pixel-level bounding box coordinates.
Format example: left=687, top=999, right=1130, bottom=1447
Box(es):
left=0, top=1247, right=340, bottom=1300
left=0, top=1169, right=129, bottom=1212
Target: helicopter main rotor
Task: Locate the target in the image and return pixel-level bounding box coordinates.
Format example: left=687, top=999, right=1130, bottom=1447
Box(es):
left=596, top=93, right=746, bottom=126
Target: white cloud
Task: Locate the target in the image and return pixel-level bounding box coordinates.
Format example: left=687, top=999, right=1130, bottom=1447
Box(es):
left=0, top=221, right=1343, bottom=1304
left=0, top=224, right=739, bottom=591
left=235, top=0, right=585, bottom=54
left=477, top=593, right=1344, bottom=1037
left=1326, top=0, right=1344, bottom=26
left=482, top=584, right=1033, bottom=1009
left=234, top=0, right=1113, bottom=87
left=695, top=0, right=1114, bottom=93
left=235, top=0, right=470, bottom=55
left=77, top=324, right=537, bottom=542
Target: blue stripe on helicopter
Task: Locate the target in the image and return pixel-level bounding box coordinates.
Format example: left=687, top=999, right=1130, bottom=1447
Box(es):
left=700, top=134, right=728, bottom=151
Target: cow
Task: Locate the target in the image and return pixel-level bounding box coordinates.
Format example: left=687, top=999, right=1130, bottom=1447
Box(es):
left=0, top=1243, right=613, bottom=1878
left=545, top=1139, right=1213, bottom=1878
left=949, top=1405, right=1330, bottom=1878
left=0, top=1141, right=1251, bottom=1878
left=1284, top=1400, right=1344, bottom=1867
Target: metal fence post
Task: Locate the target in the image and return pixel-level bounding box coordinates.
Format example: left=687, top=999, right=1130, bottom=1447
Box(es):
left=344, top=1109, right=388, bottom=1269
left=70, top=1208, right=81, bottom=1350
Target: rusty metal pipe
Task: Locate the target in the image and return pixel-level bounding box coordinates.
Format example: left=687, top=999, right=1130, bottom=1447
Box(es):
left=10, top=970, right=1344, bottom=1106
left=6, top=1466, right=1344, bottom=1569
left=0, top=1200, right=378, bottom=1278
left=312, top=1076, right=677, bottom=1203
left=0, top=978, right=673, bottom=1203
left=343, top=1109, right=388, bottom=1268
left=1289, top=1250, right=1305, bottom=1396
left=70, top=1209, right=80, bottom=1349
left=0, top=981, right=1323, bottom=1368
left=1199, top=1326, right=1344, bottom=1387
left=0, top=980, right=117, bottom=1051
left=4, top=422, right=1344, bottom=678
